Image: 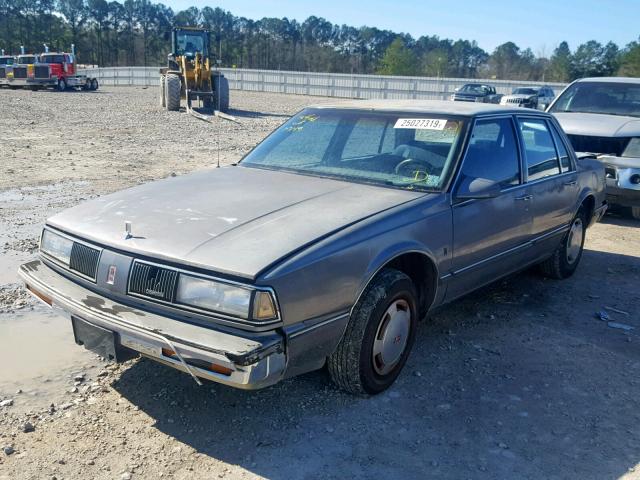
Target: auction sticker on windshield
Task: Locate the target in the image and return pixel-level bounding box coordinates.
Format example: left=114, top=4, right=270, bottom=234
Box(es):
left=394, top=118, right=447, bottom=130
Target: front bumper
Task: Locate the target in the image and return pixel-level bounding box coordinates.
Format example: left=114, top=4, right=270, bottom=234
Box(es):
left=602, top=157, right=640, bottom=208
left=19, top=260, right=286, bottom=390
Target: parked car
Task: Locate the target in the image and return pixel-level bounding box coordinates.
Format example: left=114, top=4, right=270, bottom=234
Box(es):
left=19, top=101, right=607, bottom=395
left=451, top=83, right=502, bottom=103
left=548, top=77, right=640, bottom=219
left=500, top=86, right=555, bottom=109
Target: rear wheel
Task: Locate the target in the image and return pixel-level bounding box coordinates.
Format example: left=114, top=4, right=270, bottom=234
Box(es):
left=91, top=78, right=99, bottom=91
left=213, top=75, right=230, bottom=112
left=539, top=208, right=586, bottom=279
left=165, top=74, right=181, bottom=111
left=328, top=269, right=417, bottom=395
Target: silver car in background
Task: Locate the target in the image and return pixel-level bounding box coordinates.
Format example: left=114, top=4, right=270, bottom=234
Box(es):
left=20, top=101, right=606, bottom=395
left=500, top=86, right=555, bottom=109
left=549, top=77, right=640, bottom=219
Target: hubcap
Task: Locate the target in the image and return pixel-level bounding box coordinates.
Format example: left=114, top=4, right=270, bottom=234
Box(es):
left=566, top=217, right=584, bottom=264
left=372, top=299, right=411, bottom=376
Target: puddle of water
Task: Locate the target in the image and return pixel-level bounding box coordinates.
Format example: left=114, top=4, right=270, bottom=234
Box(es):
left=0, top=304, right=100, bottom=406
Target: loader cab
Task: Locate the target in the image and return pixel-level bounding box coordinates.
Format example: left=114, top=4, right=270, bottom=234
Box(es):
left=171, top=28, right=210, bottom=59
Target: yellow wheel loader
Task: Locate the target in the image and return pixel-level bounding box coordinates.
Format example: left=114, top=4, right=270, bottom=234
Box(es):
left=159, top=27, right=229, bottom=113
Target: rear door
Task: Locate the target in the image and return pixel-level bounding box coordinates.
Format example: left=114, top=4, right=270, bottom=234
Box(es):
left=447, top=116, right=534, bottom=300
left=516, top=116, right=579, bottom=255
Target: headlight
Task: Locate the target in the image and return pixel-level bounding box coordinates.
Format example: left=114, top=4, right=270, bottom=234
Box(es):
left=40, top=229, right=73, bottom=265
left=623, top=138, right=640, bottom=158
left=176, top=274, right=277, bottom=321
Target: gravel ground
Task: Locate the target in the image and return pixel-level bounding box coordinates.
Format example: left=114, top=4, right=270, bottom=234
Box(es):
left=1, top=86, right=640, bottom=480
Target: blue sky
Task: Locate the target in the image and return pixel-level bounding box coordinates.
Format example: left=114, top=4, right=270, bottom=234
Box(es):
left=161, top=0, right=638, bottom=53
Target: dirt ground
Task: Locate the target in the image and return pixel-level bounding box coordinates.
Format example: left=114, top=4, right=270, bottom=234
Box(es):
left=0, top=86, right=639, bottom=480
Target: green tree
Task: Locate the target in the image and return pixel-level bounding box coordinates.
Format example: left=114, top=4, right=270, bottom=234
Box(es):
left=548, top=41, right=572, bottom=82
left=619, top=39, right=640, bottom=77
left=377, top=37, right=418, bottom=76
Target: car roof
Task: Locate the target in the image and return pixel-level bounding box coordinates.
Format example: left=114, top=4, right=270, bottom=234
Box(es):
left=575, top=76, right=640, bottom=84
left=309, top=99, right=551, bottom=117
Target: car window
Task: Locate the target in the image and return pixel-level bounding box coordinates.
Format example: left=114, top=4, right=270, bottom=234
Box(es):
left=460, top=118, right=520, bottom=188
left=518, top=118, right=561, bottom=181
left=549, top=124, right=572, bottom=173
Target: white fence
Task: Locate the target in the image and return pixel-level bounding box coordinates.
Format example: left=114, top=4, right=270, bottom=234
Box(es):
left=80, top=66, right=566, bottom=100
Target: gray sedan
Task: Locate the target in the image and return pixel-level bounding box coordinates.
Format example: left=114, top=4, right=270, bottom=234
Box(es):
left=20, top=100, right=607, bottom=395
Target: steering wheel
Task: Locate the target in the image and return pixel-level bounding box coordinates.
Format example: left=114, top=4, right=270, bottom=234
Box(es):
left=394, top=158, right=432, bottom=181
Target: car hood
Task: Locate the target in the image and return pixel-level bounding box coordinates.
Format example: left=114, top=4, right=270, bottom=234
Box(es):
left=553, top=112, right=640, bottom=137
left=47, top=166, right=423, bottom=280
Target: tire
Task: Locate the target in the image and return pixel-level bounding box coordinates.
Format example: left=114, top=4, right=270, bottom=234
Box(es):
left=328, top=268, right=418, bottom=395
left=57, top=78, right=66, bottom=91
left=213, top=75, right=230, bottom=112
left=91, top=78, right=99, bottom=91
left=165, top=74, right=181, bottom=111
left=539, top=208, right=586, bottom=279
left=631, top=206, right=640, bottom=220
left=159, top=74, right=166, bottom=107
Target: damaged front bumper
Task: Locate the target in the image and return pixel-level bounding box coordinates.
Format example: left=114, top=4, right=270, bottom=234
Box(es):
left=600, top=155, right=640, bottom=208
left=18, top=260, right=286, bottom=390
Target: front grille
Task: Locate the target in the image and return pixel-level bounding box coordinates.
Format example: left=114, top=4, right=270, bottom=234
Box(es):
left=506, top=98, right=525, bottom=104
left=13, top=67, right=27, bottom=79
left=567, top=135, right=630, bottom=156
left=128, top=262, right=178, bottom=302
left=69, top=243, right=101, bottom=280
left=0, top=68, right=5, bottom=79
left=453, top=95, right=477, bottom=102
left=34, top=65, right=50, bottom=79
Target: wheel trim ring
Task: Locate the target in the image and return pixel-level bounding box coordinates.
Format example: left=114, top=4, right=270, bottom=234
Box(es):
left=372, top=298, right=411, bottom=376
left=566, top=217, right=584, bottom=264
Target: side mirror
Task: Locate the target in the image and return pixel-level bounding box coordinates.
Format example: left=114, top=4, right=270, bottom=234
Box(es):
left=455, top=177, right=502, bottom=200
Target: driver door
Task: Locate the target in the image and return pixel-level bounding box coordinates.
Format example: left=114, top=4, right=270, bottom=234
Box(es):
left=446, top=116, right=534, bottom=300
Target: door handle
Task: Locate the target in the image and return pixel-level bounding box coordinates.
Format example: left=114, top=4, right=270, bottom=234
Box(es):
left=515, top=194, right=533, bottom=201
left=563, top=180, right=577, bottom=186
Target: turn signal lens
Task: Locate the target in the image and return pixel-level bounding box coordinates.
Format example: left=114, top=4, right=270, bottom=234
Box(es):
left=253, top=291, right=277, bottom=321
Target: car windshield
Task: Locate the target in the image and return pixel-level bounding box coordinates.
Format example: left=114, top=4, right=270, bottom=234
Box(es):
left=513, top=88, right=538, bottom=95
left=459, top=84, right=486, bottom=94
left=18, top=56, right=36, bottom=64
left=240, top=108, right=466, bottom=192
left=549, top=81, right=640, bottom=117
left=0, top=57, right=13, bottom=65
left=40, top=55, right=65, bottom=64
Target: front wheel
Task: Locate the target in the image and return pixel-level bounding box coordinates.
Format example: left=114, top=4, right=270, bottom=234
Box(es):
left=328, top=269, right=417, bottom=395
left=57, top=78, right=67, bottom=91
left=539, top=208, right=586, bottom=279
left=631, top=206, right=640, bottom=220
left=165, top=74, right=181, bottom=111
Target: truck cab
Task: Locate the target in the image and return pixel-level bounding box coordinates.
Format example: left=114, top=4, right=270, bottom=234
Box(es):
left=0, top=55, right=15, bottom=86
left=32, top=52, right=97, bottom=91
left=11, top=54, right=39, bottom=87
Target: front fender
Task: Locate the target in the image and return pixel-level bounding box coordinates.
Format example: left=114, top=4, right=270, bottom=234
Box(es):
left=351, top=241, right=439, bottom=316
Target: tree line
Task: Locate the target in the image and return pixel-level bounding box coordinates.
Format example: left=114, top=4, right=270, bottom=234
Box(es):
left=1, top=0, right=639, bottom=81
